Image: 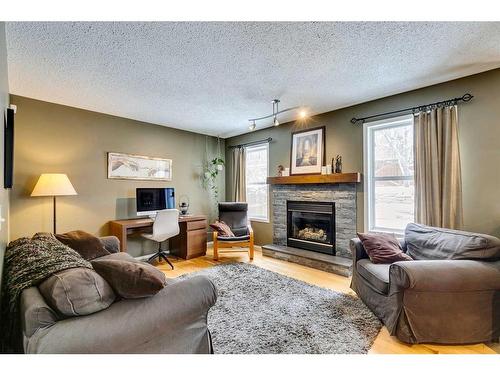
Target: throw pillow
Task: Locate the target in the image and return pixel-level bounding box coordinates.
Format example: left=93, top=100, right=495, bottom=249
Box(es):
left=39, top=267, right=115, bottom=317
left=56, top=230, right=110, bottom=260
left=209, top=221, right=235, bottom=237
left=357, top=232, right=413, bottom=264
left=91, top=257, right=167, bottom=299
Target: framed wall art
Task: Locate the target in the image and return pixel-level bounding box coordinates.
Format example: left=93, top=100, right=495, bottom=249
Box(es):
left=107, top=152, right=172, bottom=181
left=289, top=126, right=325, bottom=175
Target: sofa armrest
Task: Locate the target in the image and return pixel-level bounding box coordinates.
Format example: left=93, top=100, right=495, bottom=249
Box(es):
left=26, top=275, right=217, bottom=353
left=390, top=259, right=500, bottom=293
left=99, top=236, right=120, bottom=253
left=350, top=238, right=369, bottom=263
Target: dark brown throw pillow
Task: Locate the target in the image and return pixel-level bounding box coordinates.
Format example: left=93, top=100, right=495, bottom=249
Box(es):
left=56, top=230, right=110, bottom=260
left=357, top=232, right=413, bottom=264
left=210, top=221, right=235, bottom=237
left=90, top=257, right=167, bottom=299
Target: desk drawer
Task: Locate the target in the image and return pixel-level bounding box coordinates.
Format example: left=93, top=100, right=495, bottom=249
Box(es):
left=187, top=219, right=207, bottom=231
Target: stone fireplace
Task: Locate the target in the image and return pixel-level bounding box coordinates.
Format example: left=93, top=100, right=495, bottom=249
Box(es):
left=262, top=174, right=360, bottom=276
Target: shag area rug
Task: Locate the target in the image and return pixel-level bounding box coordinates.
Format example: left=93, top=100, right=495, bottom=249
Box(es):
left=181, top=262, right=382, bottom=354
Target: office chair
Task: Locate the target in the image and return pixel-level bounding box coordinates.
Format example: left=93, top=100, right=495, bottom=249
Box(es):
left=142, top=209, right=180, bottom=269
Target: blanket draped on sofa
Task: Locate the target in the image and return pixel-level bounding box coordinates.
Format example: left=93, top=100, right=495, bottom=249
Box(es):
left=1, top=233, right=91, bottom=353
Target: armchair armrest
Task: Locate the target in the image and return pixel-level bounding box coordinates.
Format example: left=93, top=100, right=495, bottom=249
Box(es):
left=27, top=275, right=217, bottom=353
left=99, top=236, right=120, bottom=253
left=350, top=238, right=369, bottom=263
left=247, top=223, right=254, bottom=237
left=390, top=259, right=500, bottom=293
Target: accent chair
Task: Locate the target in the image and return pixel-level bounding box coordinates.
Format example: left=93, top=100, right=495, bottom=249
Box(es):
left=212, top=202, right=254, bottom=261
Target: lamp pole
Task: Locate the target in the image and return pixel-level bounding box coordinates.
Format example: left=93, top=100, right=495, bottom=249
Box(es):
left=53, top=195, right=57, bottom=234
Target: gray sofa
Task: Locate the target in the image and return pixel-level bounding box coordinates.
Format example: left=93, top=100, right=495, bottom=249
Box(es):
left=19, top=236, right=217, bottom=354
left=350, top=223, right=500, bottom=344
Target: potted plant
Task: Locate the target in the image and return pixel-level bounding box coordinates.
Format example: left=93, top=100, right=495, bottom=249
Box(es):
left=202, top=157, right=224, bottom=202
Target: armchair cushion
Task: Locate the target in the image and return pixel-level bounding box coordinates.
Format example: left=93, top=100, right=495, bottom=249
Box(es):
left=405, top=223, right=500, bottom=260
left=356, top=259, right=390, bottom=294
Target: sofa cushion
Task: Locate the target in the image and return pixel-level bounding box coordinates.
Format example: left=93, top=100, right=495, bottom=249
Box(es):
left=91, top=256, right=167, bottom=299
left=39, top=267, right=115, bottom=317
left=405, top=223, right=500, bottom=260
left=357, top=232, right=412, bottom=264
left=55, top=230, right=111, bottom=260
left=356, top=259, right=390, bottom=294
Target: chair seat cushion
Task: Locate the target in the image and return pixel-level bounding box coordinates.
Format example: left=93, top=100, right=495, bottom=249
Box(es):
left=217, top=235, right=250, bottom=242
left=356, top=259, right=390, bottom=294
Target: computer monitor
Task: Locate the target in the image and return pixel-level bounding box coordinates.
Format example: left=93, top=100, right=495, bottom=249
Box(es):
left=136, top=188, right=175, bottom=217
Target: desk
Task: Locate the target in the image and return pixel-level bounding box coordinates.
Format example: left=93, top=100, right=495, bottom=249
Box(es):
left=109, top=215, right=208, bottom=259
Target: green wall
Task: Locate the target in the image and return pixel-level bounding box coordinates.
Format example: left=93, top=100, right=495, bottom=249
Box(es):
left=0, top=22, right=10, bottom=315
left=10, top=96, right=225, bottom=257
left=226, top=68, right=500, bottom=245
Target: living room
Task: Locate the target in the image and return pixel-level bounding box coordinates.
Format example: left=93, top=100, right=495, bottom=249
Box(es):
left=1, top=1, right=499, bottom=372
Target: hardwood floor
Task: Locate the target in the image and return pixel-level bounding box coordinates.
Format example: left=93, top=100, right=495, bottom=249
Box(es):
left=157, top=246, right=499, bottom=354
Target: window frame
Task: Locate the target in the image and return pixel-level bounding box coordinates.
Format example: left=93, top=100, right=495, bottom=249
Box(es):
left=245, top=142, right=270, bottom=223
left=363, top=114, right=415, bottom=234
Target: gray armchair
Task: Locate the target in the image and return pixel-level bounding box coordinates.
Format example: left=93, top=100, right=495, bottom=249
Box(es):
left=19, top=236, right=217, bottom=353
left=350, top=224, right=500, bottom=344
left=212, top=202, right=254, bottom=261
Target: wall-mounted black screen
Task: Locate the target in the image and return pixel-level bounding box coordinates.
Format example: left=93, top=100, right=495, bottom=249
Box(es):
left=4, top=108, right=14, bottom=189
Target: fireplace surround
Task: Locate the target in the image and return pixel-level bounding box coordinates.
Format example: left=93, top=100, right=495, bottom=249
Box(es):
left=287, top=201, right=335, bottom=255
left=262, top=180, right=358, bottom=276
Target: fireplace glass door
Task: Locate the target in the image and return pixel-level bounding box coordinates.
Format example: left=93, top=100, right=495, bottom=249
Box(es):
left=287, top=201, right=335, bottom=255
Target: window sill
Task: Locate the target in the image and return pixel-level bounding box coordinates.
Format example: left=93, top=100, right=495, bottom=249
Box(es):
left=367, top=228, right=405, bottom=238
left=249, top=218, right=270, bottom=224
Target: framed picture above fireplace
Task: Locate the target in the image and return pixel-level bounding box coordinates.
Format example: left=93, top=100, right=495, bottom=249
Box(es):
left=290, top=126, right=325, bottom=175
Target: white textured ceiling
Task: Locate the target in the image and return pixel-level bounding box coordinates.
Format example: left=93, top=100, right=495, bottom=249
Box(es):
left=6, top=22, right=500, bottom=137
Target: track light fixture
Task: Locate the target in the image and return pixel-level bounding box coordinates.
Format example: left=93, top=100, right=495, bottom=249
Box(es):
left=248, top=99, right=306, bottom=130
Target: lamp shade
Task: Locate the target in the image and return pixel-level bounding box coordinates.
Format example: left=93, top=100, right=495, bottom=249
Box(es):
left=31, top=174, right=77, bottom=197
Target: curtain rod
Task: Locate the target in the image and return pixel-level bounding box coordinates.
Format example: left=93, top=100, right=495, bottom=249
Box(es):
left=228, top=137, right=272, bottom=149
left=350, top=93, right=473, bottom=125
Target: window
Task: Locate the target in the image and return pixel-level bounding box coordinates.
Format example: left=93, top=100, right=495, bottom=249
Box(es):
left=245, top=143, right=269, bottom=222
left=364, top=115, right=414, bottom=234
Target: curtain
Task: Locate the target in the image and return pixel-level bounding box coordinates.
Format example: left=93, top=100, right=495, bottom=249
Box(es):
left=231, top=147, right=246, bottom=202
left=414, top=105, right=463, bottom=229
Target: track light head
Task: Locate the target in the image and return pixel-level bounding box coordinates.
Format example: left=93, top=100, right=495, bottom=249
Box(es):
left=249, top=121, right=256, bottom=131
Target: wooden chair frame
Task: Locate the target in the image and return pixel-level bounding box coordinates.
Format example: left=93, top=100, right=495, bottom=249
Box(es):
left=213, top=224, right=254, bottom=261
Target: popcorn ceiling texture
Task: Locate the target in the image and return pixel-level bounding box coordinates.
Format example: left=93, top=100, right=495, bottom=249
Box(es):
left=6, top=22, right=500, bottom=137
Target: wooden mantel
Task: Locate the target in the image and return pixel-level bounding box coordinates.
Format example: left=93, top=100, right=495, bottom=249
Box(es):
left=267, top=172, right=361, bottom=185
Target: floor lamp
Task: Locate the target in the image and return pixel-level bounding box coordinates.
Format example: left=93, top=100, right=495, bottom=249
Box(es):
left=31, top=173, right=77, bottom=234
